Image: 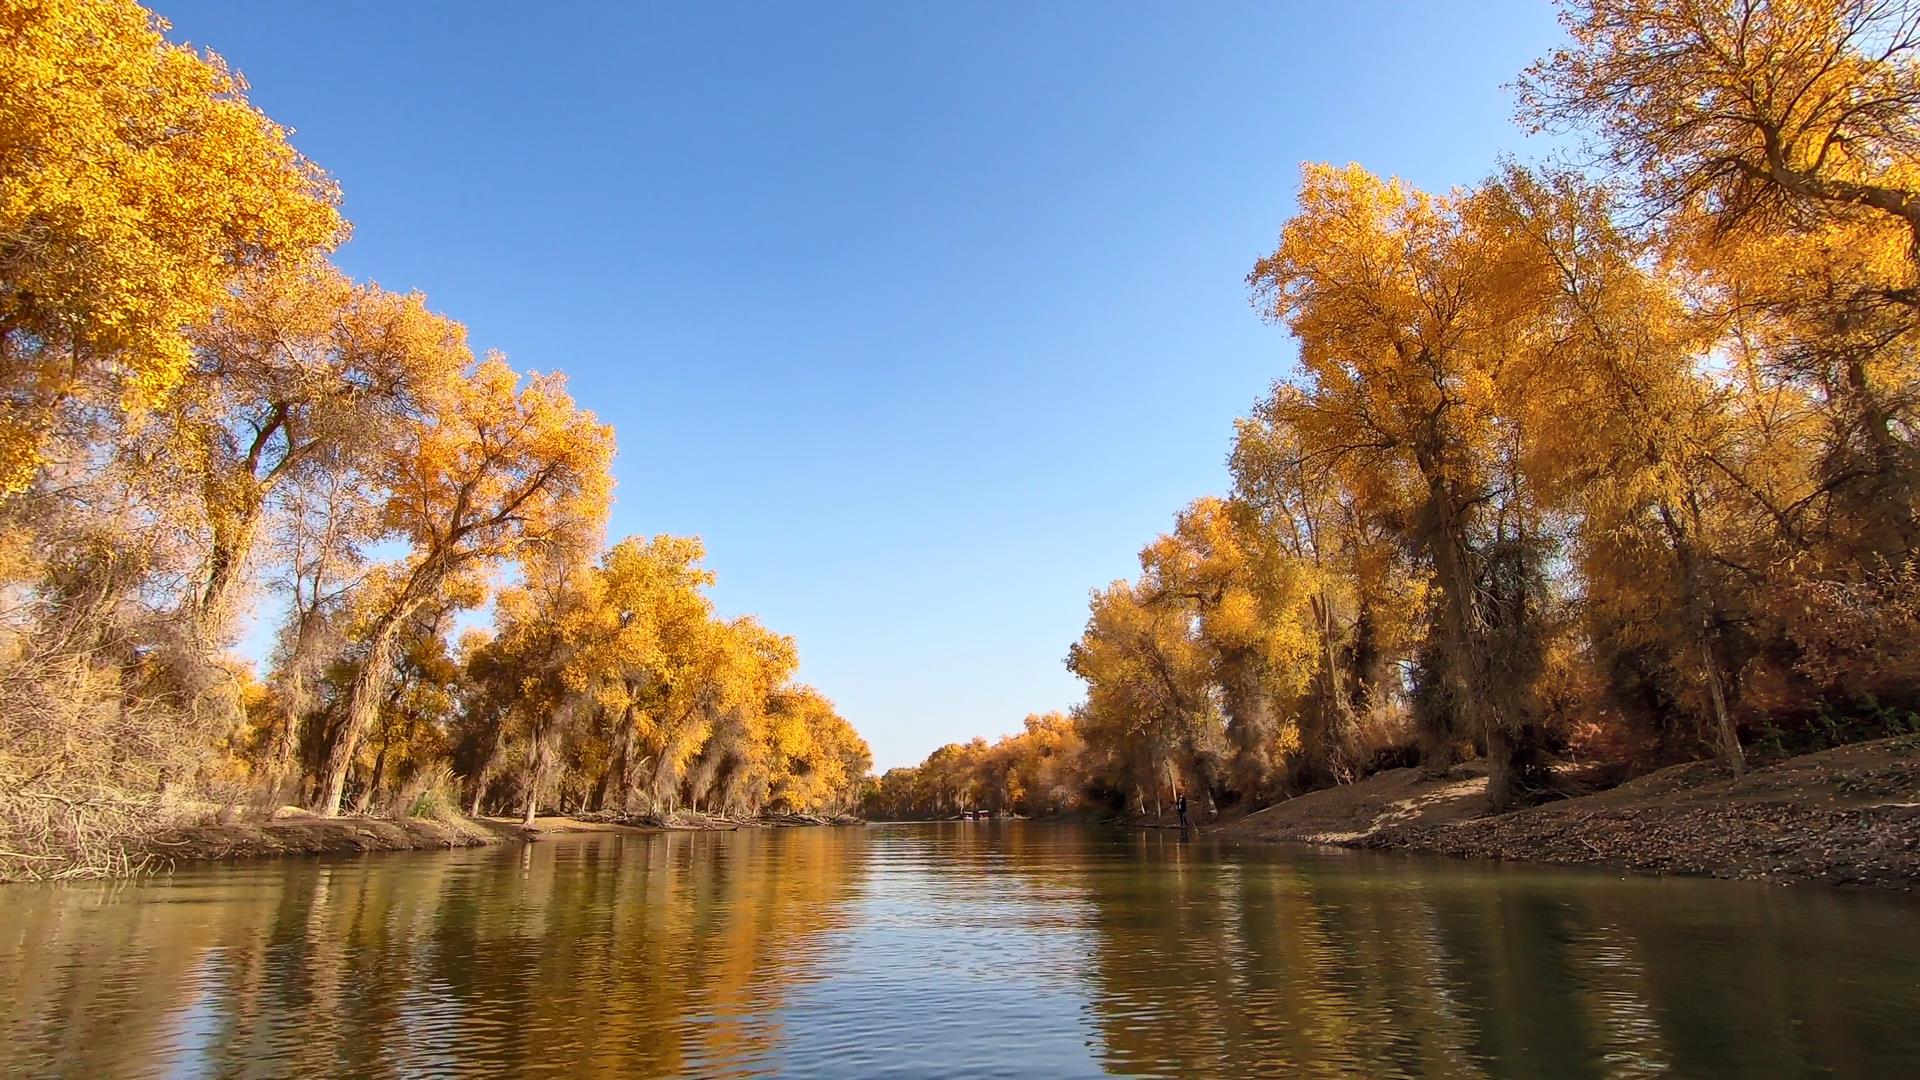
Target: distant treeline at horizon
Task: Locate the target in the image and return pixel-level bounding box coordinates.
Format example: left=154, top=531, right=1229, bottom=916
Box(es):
left=866, top=0, right=1920, bottom=821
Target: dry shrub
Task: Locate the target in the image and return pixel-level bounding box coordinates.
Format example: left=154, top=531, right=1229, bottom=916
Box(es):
left=1350, top=709, right=1416, bottom=778
left=1731, top=560, right=1920, bottom=752
left=1777, top=561, right=1920, bottom=703
left=0, top=644, right=220, bottom=881
left=392, top=762, right=460, bottom=822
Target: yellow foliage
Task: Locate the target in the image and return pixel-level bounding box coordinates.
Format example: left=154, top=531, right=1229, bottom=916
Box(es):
left=0, top=0, right=342, bottom=491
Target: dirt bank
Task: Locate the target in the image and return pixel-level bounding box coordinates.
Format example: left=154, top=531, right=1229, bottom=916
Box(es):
left=143, top=813, right=502, bottom=869
left=124, top=810, right=864, bottom=876
left=1217, top=735, right=1920, bottom=890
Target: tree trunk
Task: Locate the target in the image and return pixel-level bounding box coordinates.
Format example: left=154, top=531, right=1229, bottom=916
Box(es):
left=1223, top=659, right=1276, bottom=797
left=1485, top=722, right=1547, bottom=812
left=597, top=720, right=628, bottom=813
left=1486, top=726, right=1519, bottom=813
left=1840, top=352, right=1918, bottom=562
left=189, top=509, right=263, bottom=652
left=310, top=605, right=413, bottom=817
left=1701, top=637, right=1745, bottom=777
left=522, top=720, right=551, bottom=827
left=1318, top=610, right=1358, bottom=782
left=1662, top=502, right=1745, bottom=775
left=1415, top=442, right=1493, bottom=783
left=353, top=741, right=389, bottom=816
left=264, top=704, right=305, bottom=805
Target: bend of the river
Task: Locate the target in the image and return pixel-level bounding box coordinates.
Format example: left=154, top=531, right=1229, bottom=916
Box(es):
left=1, top=823, right=1914, bottom=1078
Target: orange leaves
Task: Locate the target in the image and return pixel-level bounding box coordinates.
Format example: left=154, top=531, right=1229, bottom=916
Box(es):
left=459, top=529, right=869, bottom=817
left=0, top=1, right=872, bottom=823
left=1, top=0, right=342, bottom=491
left=1521, top=0, right=1920, bottom=224
left=378, top=355, right=615, bottom=575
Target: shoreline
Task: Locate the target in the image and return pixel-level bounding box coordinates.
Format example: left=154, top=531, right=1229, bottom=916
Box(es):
left=116, top=811, right=863, bottom=877
left=1209, top=735, right=1920, bottom=891
left=35, top=738, right=1920, bottom=891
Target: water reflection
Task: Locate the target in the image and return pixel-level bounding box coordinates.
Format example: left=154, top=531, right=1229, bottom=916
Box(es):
left=1079, top=830, right=1919, bottom=1078
left=0, top=824, right=1914, bottom=1078
left=2, top=829, right=871, bottom=1078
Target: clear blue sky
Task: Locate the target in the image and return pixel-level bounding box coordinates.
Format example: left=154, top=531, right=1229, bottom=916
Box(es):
left=157, top=1, right=1566, bottom=770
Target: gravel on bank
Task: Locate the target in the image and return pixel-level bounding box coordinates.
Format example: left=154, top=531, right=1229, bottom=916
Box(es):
left=1217, top=735, right=1920, bottom=890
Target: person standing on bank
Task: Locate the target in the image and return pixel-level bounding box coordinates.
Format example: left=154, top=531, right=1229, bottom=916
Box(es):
left=1176, top=792, right=1190, bottom=829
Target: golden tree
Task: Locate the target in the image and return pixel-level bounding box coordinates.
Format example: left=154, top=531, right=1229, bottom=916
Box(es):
left=310, top=357, right=613, bottom=816
left=1067, top=579, right=1222, bottom=815
left=585, top=534, right=718, bottom=813
left=0, top=0, right=342, bottom=492
left=1250, top=163, right=1562, bottom=809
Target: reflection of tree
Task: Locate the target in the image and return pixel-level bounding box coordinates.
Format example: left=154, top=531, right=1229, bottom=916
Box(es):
left=1074, top=834, right=1492, bottom=1076
left=5, top=829, right=1920, bottom=1077
left=0, top=829, right=868, bottom=1077
left=1070, top=841, right=1920, bottom=1078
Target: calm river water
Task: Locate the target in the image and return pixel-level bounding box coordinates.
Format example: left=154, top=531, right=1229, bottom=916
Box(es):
left=1, top=823, right=1915, bottom=1078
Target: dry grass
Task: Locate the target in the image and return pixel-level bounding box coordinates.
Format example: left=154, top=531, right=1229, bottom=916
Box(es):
left=0, top=646, right=221, bottom=881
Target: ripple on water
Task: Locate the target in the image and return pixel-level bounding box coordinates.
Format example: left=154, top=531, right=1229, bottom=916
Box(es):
left=0, top=824, right=1917, bottom=1078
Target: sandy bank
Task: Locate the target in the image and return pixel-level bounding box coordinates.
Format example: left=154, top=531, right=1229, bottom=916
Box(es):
left=1215, top=735, right=1920, bottom=890
left=127, top=810, right=862, bottom=873
left=143, top=814, right=502, bottom=867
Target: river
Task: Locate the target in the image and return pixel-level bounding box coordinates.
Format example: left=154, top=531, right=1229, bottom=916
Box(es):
left=1, top=823, right=1914, bottom=1077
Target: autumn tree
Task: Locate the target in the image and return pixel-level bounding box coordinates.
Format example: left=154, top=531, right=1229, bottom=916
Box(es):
left=585, top=535, right=717, bottom=813
left=162, top=269, right=449, bottom=650
left=0, top=0, right=341, bottom=493
left=764, top=685, right=870, bottom=815
left=1230, top=390, right=1428, bottom=786
left=1136, top=498, right=1315, bottom=798
left=256, top=467, right=376, bottom=798
left=1524, top=0, right=1920, bottom=741
left=1525, top=0, right=1920, bottom=556
left=1249, top=163, right=1567, bottom=809
left=682, top=616, right=798, bottom=816
left=1520, top=0, right=1920, bottom=252
left=310, top=356, right=614, bottom=817
left=1068, top=579, right=1224, bottom=815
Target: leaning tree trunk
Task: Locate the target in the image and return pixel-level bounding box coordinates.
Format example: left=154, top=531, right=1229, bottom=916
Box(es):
left=1701, top=642, right=1744, bottom=776
left=1662, top=501, right=1745, bottom=777
left=1312, top=593, right=1359, bottom=784
left=352, top=740, right=389, bottom=816
left=188, top=507, right=264, bottom=653
left=311, top=605, right=414, bottom=817
left=265, top=692, right=309, bottom=805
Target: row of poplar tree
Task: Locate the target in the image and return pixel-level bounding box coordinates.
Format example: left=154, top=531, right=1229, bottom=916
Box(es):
left=867, top=0, right=1920, bottom=819
left=0, top=0, right=869, bottom=877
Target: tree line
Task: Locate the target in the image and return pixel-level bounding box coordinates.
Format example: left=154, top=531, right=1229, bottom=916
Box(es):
left=0, top=0, right=868, bottom=877
left=870, top=0, right=1920, bottom=819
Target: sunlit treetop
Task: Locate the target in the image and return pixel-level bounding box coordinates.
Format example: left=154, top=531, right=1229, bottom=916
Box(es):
left=0, top=0, right=343, bottom=490
left=1519, top=0, right=1920, bottom=248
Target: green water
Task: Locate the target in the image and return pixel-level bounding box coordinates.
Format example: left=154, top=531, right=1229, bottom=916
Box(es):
left=0, top=824, right=1914, bottom=1078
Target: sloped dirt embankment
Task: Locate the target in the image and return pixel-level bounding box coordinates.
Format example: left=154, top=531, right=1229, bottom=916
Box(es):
left=1218, top=736, right=1920, bottom=890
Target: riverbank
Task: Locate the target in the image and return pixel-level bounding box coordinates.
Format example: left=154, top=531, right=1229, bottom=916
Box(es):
left=151, top=810, right=864, bottom=867
left=27, top=810, right=865, bottom=879
left=141, top=812, right=504, bottom=868
left=1214, top=735, right=1920, bottom=890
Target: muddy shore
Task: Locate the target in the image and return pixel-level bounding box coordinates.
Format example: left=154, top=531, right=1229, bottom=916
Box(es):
left=1213, top=735, right=1920, bottom=890
left=135, top=810, right=862, bottom=872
